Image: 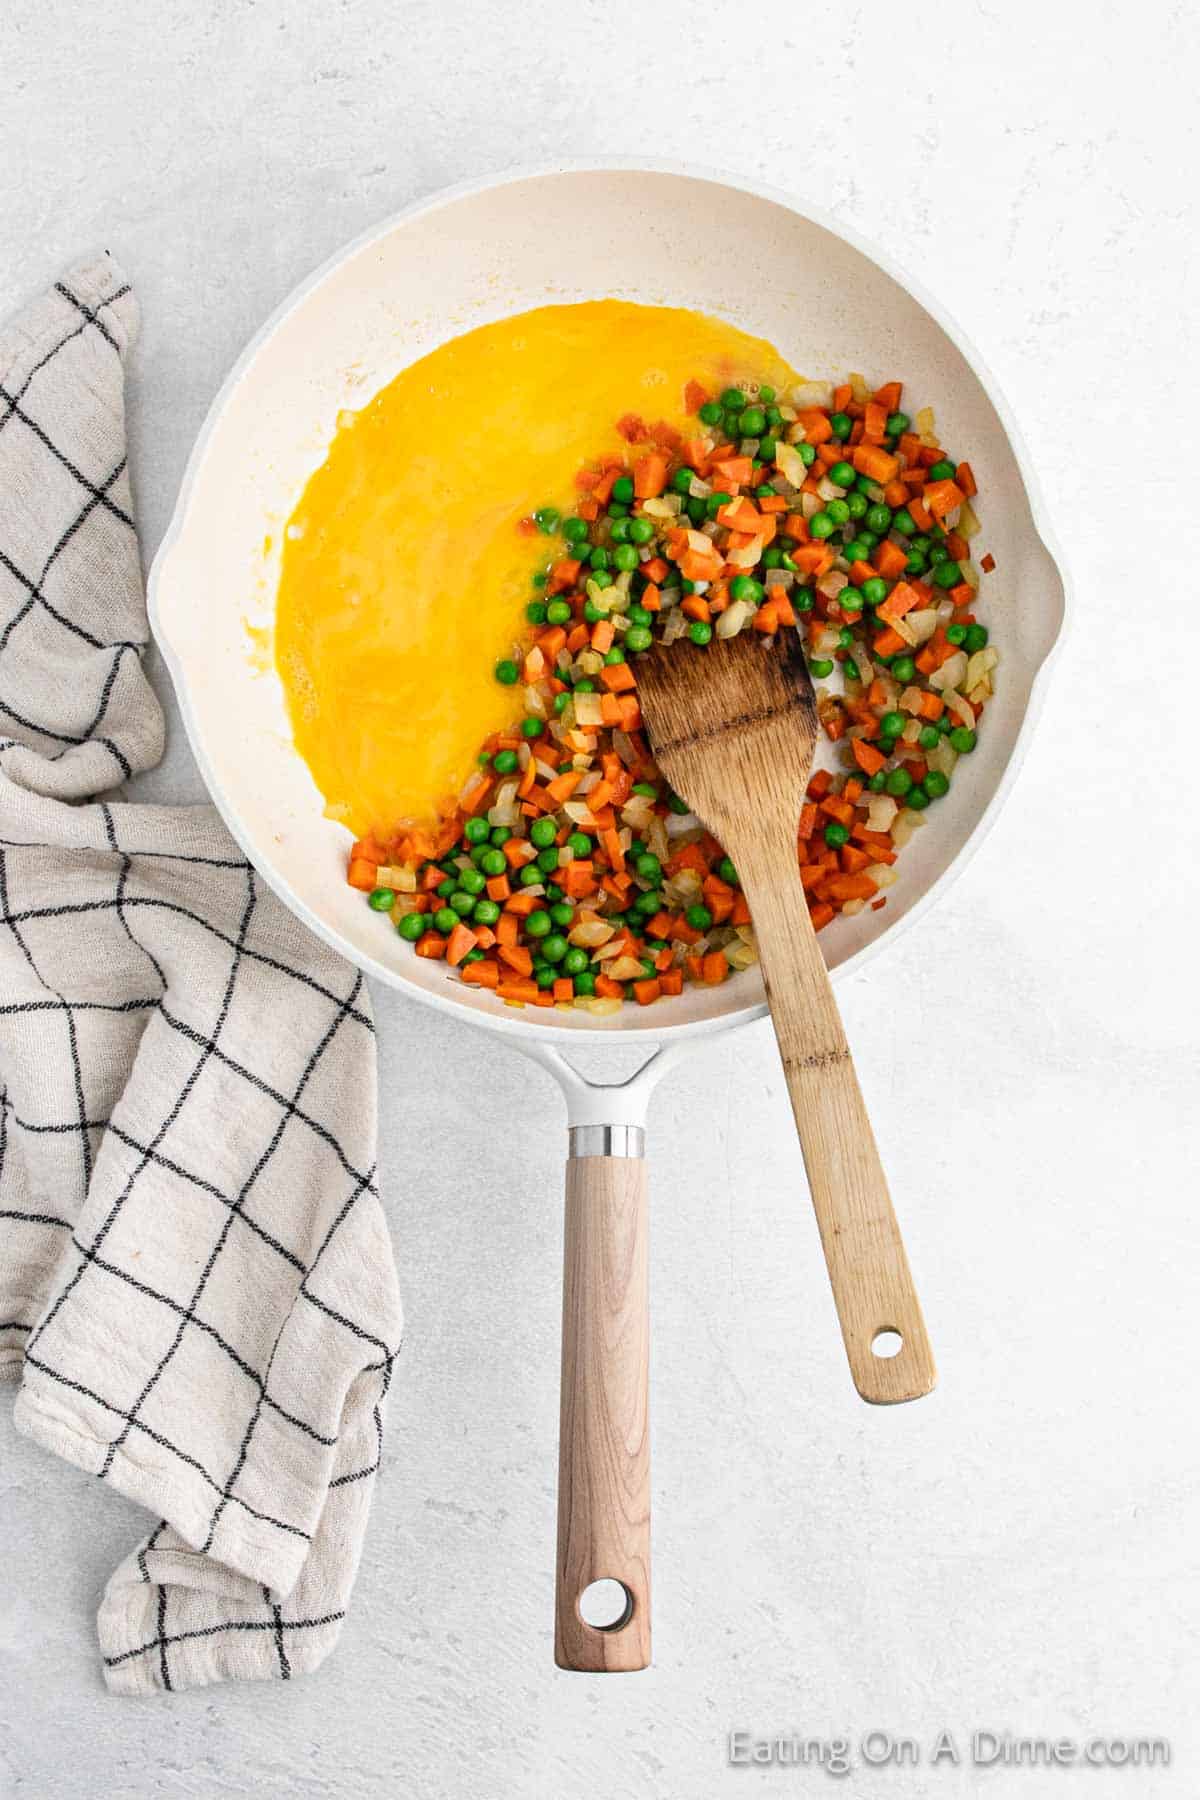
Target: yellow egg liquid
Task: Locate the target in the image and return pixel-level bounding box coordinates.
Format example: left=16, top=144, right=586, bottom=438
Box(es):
left=274, top=300, right=797, bottom=838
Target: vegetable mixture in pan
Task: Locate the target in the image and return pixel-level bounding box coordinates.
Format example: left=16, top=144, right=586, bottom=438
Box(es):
left=343, top=373, right=997, bottom=1012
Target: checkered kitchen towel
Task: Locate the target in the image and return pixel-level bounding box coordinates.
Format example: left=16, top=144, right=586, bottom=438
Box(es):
left=0, top=256, right=403, bottom=1693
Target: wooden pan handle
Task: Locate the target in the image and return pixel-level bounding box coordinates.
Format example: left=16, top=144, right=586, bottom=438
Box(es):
left=555, top=1143, right=651, bottom=1671
left=738, top=849, right=937, bottom=1405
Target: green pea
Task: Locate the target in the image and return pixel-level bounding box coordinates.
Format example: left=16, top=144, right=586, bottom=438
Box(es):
left=611, top=543, right=637, bottom=573
left=844, top=657, right=860, bottom=682
left=881, top=710, right=907, bottom=737
left=530, top=816, right=557, bottom=850
left=611, top=475, right=634, bottom=504
left=905, top=551, right=928, bottom=576
left=628, top=603, right=652, bottom=627
left=464, top=816, right=489, bottom=845
left=867, top=769, right=888, bottom=792
left=861, top=577, right=888, bottom=605
left=758, top=437, right=778, bottom=462
left=490, top=826, right=510, bottom=845
left=534, top=506, right=560, bottom=535
left=928, top=458, right=957, bottom=482
left=830, top=412, right=852, bottom=440
left=837, top=587, right=859, bottom=611
left=844, top=540, right=872, bottom=566
left=435, top=877, right=456, bottom=899
left=396, top=911, right=426, bottom=941
left=739, top=406, right=766, bottom=436
left=494, top=659, right=519, bottom=686
left=949, top=727, right=977, bottom=754
left=866, top=503, right=892, bottom=533
left=583, top=600, right=604, bottom=623
left=628, top=516, right=654, bottom=545
left=459, top=867, right=487, bottom=896
left=857, top=530, right=879, bottom=551
left=634, top=852, right=662, bottom=883
left=573, top=677, right=596, bottom=692
left=797, top=441, right=817, bottom=466
left=809, top=657, right=834, bottom=678
left=553, top=692, right=570, bottom=715
left=717, top=857, right=739, bottom=886
left=809, top=512, right=835, bottom=540
left=610, top=517, right=632, bottom=544
left=546, top=598, right=572, bottom=625
left=634, top=889, right=662, bottom=916
left=824, top=821, right=850, bottom=848
left=685, top=904, right=714, bottom=931
left=884, top=767, right=913, bottom=797
left=918, top=725, right=941, bottom=751
left=891, top=656, right=916, bottom=684
left=589, top=545, right=610, bottom=571
left=830, top=460, right=856, bottom=488
left=532, top=966, right=554, bottom=990
left=525, top=909, right=552, bottom=939
left=493, top=750, right=518, bottom=775
left=534, top=847, right=558, bottom=875
left=591, top=569, right=613, bottom=590
left=759, top=385, right=776, bottom=403
left=846, top=491, right=869, bottom=520
left=541, top=934, right=568, bottom=964
left=449, top=891, right=477, bottom=918
left=563, top=516, right=589, bottom=543
left=573, top=970, right=596, bottom=996
left=886, top=412, right=910, bottom=436
left=555, top=947, right=585, bottom=979
left=794, top=589, right=813, bottom=612
left=827, top=498, right=850, bottom=525
left=892, top=507, right=916, bottom=536
left=698, top=401, right=723, bottom=425
left=624, top=624, right=652, bottom=653
left=932, top=560, right=962, bottom=589
left=964, top=623, right=989, bottom=654
left=477, top=900, right=505, bottom=928
left=671, top=467, right=694, bottom=495
left=729, top=574, right=764, bottom=604
left=720, top=387, right=746, bottom=409
left=928, top=542, right=949, bottom=566
left=924, top=770, right=950, bottom=799
left=946, top=622, right=968, bottom=646
left=688, top=620, right=713, bottom=645
left=433, top=907, right=459, bottom=934
left=368, top=886, right=395, bottom=912
left=566, top=832, right=592, bottom=859
left=905, top=785, right=930, bottom=810
left=604, top=647, right=625, bottom=667
left=856, top=475, right=883, bottom=500
left=525, top=600, right=547, bottom=624
left=479, top=848, right=507, bottom=877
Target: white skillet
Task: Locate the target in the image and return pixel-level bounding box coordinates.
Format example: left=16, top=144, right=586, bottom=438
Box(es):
left=149, top=161, right=1070, bottom=1669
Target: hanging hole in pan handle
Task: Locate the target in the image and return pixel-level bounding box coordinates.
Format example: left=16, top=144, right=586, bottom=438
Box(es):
left=871, top=1328, right=904, bottom=1359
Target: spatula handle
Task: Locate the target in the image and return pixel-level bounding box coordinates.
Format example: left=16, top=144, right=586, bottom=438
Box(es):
left=555, top=1140, right=651, bottom=1670
left=738, top=850, right=936, bottom=1404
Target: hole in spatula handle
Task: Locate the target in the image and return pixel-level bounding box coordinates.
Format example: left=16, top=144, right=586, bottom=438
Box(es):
left=578, top=1579, right=634, bottom=1632
left=871, top=1328, right=904, bottom=1359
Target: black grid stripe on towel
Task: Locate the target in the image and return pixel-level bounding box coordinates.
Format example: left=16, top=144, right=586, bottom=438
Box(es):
left=0, top=255, right=403, bottom=1695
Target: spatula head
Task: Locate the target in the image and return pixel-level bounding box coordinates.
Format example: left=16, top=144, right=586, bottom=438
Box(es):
left=635, top=627, right=819, bottom=843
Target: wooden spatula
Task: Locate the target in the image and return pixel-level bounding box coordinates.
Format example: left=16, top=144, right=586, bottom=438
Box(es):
left=636, top=626, right=936, bottom=1405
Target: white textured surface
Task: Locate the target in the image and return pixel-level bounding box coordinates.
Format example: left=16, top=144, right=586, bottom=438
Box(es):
left=2, top=3, right=1198, bottom=1796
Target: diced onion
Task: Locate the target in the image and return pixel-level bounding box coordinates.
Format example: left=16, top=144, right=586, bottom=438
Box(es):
left=905, top=608, right=940, bottom=644
left=716, top=599, right=752, bottom=639
left=774, top=442, right=808, bottom=487
left=790, top=380, right=833, bottom=408
left=930, top=650, right=968, bottom=691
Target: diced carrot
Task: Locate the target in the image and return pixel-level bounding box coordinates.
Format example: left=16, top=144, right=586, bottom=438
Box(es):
left=753, top=601, right=780, bottom=634
left=872, top=381, right=902, bottom=413
left=955, top=461, right=978, bottom=498
left=877, top=580, right=921, bottom=624
left=461, top=957, right=500, bottom=988
left=632, top=977, right=661, bottom=1006
left=446, top=923, right=478, bottom=967
left=601, top=828, right=625, bottom=874
left=347, top=857, right=379, bottom=892
left=415, top=932, right=446, bottom=959
left=873, top=626, right=906, bottom=658
left=593, top=974, right=624, bottom=1000
left=797, top=409, right=832, bottom=445
left=590, top=619, right=615, bottom=653
left=544, top=770, right=582, bottom=805
left=873, top=540, right=908, bottom=581
left=552, top=978, right=574, bottom=1003
left=824, top=873, right=879, bottom=902
left=659, top=968, right=684, bottom=997
left=634, top=452, right=668, bottom=499
left=681, top=594, right=711, bottom=623
left=505, top=891, right=541, bottom=917
left=906, top=495, right=933, bottom=532
left=863, top=401, right=887, bottom=441
left=700, top=951, right=728, bottom=986
left=498, top=943, right=533, bottom=977
left=600, top=662, right=637, bottom=694
left=916, top=691, right=944, bottom=722
left=924, top=478, right=965, bottom=519
left=809, top=902, right=835, bottom=931
left=851, top=738, right=886, bottom=777
left=851, top=443, right=900, bottom=484
left=981, top=551, right=996, bottom=574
